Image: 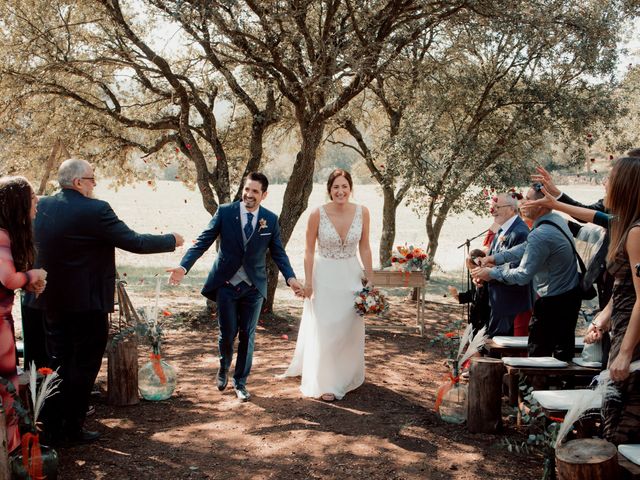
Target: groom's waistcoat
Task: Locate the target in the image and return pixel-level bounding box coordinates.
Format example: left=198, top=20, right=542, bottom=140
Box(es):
left=180, top=201, right=295, bottom=301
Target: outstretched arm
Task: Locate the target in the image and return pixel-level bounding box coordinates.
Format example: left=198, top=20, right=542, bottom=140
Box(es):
left=523, top=187, right=608, bottom=226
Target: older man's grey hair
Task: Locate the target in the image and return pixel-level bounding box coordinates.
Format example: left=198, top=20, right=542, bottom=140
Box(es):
left=58, top=159, right=91, bottom=188
left=498, top=192, right=519, bottom=211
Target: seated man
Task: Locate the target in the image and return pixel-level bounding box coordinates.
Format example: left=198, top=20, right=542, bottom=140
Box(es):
left=472, top=184, right=581, bottom=361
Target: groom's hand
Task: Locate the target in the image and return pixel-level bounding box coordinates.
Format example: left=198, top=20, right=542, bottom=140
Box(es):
left=167, top=266, right=186, bottom=285
left=288, top=278, right=304, bottom=297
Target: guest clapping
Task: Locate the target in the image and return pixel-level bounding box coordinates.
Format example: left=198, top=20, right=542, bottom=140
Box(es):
left=0, top=176, right=47, bottom=452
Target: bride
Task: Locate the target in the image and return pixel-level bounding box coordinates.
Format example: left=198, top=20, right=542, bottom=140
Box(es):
left=281, top=169, right=374, bottom=401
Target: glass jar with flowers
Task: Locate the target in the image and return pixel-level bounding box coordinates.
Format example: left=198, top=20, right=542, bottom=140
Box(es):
left=112, top=279, right=177, bottom=401
left=432, top=323, right=487, bottom=424
left=0, top=362, right=61, bottom=479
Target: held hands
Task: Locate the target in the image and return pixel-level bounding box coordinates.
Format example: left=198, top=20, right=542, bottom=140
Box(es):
left=172, top=233, right=185, bottom=248
left=478, top=255, right=495, bottom=267
left=288, top=278, right=305, bottom=298
left=471, top=266, right=492, bottom=282
left=166, top=267, right=186, bottom=285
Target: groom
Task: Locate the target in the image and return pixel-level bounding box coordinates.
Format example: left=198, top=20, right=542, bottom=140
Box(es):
left=168, top=172, right=303, bottom=401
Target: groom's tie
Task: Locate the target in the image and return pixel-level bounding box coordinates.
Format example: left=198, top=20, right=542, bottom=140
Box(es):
left=244, top=212, right=254, bottom=241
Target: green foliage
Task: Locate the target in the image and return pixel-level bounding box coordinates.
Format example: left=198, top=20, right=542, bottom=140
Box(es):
left=0, top=375, right=37, bottom=434
left=501, top=377, right=562, bottom=480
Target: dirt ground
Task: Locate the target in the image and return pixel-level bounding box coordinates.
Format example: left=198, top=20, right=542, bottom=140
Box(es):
left=54, top=292, right=543, bottom=480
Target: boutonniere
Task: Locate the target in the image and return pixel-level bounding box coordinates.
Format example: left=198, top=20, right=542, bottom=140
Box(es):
left=259, top=218, right=268, bottom=231
left=498, top=235, right=506, bottom=244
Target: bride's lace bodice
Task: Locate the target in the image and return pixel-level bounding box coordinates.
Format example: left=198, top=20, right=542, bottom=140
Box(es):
left=317, top=205, right=362, bottom=259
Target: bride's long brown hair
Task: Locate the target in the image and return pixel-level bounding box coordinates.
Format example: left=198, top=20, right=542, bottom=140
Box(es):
left=0, top=176, right=35, bottom=271
left=607, top=157, right=640, bottom=264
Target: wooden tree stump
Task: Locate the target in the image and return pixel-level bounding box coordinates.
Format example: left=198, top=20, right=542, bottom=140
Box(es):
left=467, top=357, right=504, bottom=433
left=556, top=438, right=618, bottom=480
left=0, top=407, right=9, bottom=480
left=107, top=337, right=139, bottom=406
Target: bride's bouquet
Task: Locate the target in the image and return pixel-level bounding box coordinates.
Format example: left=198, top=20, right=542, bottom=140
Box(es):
left=354, top=287, right=389, bottom=316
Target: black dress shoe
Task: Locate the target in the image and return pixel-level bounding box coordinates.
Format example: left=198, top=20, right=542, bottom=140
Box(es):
left=216, top=368, right=228, bottom=391
left=67, top=428, right=101, bottom=444
left=234, top=385, right=251, bottom=402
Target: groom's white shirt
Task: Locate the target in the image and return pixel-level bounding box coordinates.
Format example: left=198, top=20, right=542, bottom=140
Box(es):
left=229, top=201, right=258, bottom=286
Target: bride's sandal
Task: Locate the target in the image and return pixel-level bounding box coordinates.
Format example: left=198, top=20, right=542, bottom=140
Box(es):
left=320, top=393, right=336, bottom=402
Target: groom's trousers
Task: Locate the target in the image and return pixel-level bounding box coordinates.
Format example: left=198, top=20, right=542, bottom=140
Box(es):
left=216, top=281, right=264, bottom=388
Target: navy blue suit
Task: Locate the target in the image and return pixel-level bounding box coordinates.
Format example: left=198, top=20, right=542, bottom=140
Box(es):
left=32, top=188, right=176, bottom=436
left=180, top=201, right=296, bottom=387
left=487, top=216, right=532, bottom=337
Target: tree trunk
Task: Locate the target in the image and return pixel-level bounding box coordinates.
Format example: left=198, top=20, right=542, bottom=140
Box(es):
left=556, top=438, right=618, bottom=480
left=0, top=407, right=9, bottom=480
left=107, top=337, right=140, bottom=406
left=467, top=357, right=503, bottom=433
left=263, top=121, right=325, bottom=312
left=379, top=186, right=398, bottom=267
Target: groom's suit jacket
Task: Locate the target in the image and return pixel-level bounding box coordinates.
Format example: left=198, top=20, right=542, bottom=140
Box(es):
left=180, top=201, right=295, bottom=301
left=488, top=215, right=533, bottom=317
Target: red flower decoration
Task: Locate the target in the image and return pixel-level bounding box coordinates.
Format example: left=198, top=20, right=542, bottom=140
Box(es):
left=162, top=310, right=172, bottom=317
left=548, top=416, right=564, bottom=423
left=37, top=367, right=54, bottom=375
left=445, top=332, right=456, bottom=338
left=406, top=253, right=414, bottom=260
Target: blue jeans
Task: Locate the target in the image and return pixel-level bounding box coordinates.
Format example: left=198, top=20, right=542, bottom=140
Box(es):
left=216, top=282, right=264, bottom=388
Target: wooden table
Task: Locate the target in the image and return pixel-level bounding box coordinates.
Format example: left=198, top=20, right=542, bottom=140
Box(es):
left=504, top=363, right=600, bottom=405
left=370, top=270, right=426, bottom=336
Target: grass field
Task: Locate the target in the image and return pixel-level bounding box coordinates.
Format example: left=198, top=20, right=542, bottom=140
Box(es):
left=98, top=180, right=605, bottom=277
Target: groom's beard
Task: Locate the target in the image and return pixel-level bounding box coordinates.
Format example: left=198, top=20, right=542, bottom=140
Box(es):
left=243, top=194, right=257, bottom=209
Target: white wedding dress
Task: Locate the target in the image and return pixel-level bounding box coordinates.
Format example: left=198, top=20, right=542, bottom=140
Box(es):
left=281, top=205, right=365, bottom=399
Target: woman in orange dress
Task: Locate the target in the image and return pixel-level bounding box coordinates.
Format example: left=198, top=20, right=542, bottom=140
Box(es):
left=0, top=176, right=47, bottom=451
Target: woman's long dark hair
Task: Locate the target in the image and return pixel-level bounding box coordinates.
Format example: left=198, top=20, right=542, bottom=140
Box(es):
left=0, top=176, right=35, bottom=271
left=607, top=157, right=640, bottom=264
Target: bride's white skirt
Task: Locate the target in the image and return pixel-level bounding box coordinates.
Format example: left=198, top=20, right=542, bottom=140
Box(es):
left=282, top=255, right=365, bottom=399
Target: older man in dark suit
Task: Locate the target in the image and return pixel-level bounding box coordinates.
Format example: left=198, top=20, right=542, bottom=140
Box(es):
left=33, top=158, right=183, bottom=443
left=168, top=172, right=303, bottom=402
left=483, top=193, right=532, bottom=337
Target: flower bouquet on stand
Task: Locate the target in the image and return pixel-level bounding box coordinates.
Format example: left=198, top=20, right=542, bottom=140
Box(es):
left=432, top=323, right=487, bottom=424
left=391, top=245, right=429, bottom=272
left=0, top=363, right=61, bottom=479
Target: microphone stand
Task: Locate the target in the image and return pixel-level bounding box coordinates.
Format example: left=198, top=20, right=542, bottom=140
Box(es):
left=456, top=229, right=489, bottom=325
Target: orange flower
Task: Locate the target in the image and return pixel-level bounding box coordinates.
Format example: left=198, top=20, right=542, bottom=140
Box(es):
left=548, top=416, right=564, bottom=423
left=445, top=332, right=456, bottom=338
left=38, top=367, right=54, bottom=375
left=162, top=310, right=172, bottom=317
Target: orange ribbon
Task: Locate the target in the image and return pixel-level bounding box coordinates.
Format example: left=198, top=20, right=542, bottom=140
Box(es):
left=150, top=353, right=167, bottom=384
left=434, top=373, right=460, bottom=413
left=21, top=432, right=44, bottom=480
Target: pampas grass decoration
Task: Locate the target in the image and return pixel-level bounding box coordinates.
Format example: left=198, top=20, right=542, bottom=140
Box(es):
left=554, top=359, right=640, bottom=448
left=458, top=326, right=488, bottom=370
left=457, top=323, right=473, bottom=359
